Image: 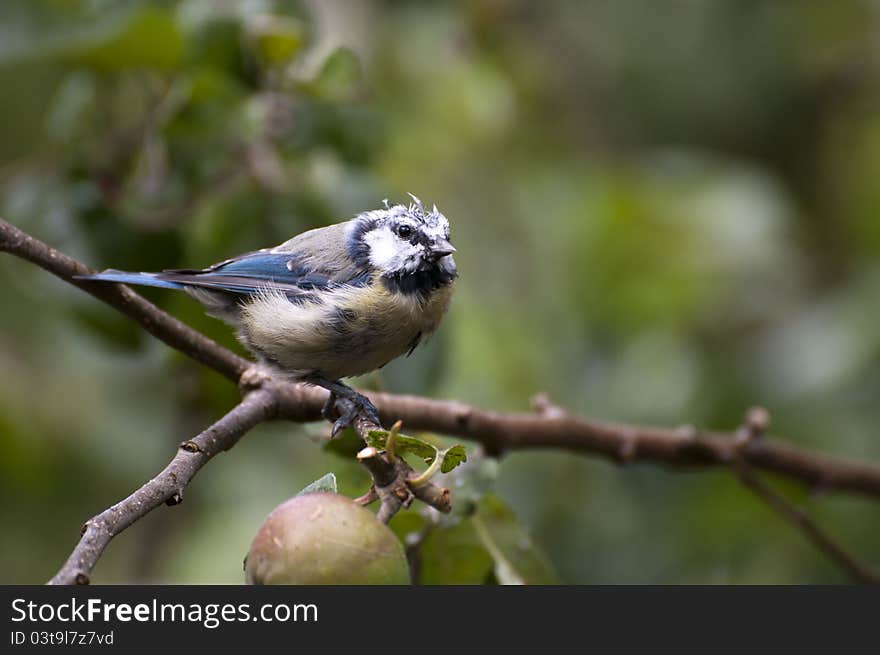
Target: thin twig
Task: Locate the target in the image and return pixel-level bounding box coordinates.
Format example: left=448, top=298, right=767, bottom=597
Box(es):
left=730, top=408, right=880, bottom=584
left=355, top=431, right=451, bottom=523
left=48, top=386, right=278, bottom=585
left=357, top=446, right=414, bottom=523
left=351, top=418, right=450, bottom=523
left=731, top=461, right=880, bottom=584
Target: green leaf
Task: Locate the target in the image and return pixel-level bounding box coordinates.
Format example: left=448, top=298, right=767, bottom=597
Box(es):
left=418, top=519, right=494, bottom=585
left=471, top=494, right=558, bottom=585
left=365, top=429, right=437, bottom=463
left=440, top=445, right=468, bottom=473
left=296, top=473, right=337, bottom=496
left=367, top=429, right=468, bottom=483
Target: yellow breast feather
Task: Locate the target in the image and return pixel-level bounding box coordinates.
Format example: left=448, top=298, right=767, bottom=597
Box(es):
left=239, top=278, right=454, bottom=380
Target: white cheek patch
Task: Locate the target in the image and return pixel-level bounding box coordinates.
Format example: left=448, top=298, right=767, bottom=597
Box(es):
left=364, top=227, right=397, bottom=269
left=364, top=226, right=422, bottom=272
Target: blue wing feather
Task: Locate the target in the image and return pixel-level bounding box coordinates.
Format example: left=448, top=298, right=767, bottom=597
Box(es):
left=82, top=250, right=371, bottom=299
left=81, top=221, right=372, bottom=299
left=200, top=253, right=303, bottom=280
left=79, top=270, right=186, bottom=290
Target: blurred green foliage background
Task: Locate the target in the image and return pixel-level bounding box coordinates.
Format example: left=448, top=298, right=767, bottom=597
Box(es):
left=2, top=0, right=880, bottom=584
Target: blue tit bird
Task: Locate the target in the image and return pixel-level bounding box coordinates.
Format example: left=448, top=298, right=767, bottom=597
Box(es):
left=79, top=195, right=457, bottom=434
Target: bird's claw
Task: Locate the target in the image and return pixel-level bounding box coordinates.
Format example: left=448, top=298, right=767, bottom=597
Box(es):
left=331, top=399, right=358, bottom=437
left=357, top=395, right=381, bottom=427
left=324, top=393, right=381, bottom=438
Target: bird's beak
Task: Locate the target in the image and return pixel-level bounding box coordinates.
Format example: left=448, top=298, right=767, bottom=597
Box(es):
left=428, top=238, right=456, bottom=258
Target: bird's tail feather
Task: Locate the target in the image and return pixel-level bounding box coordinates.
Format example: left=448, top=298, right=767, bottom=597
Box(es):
left=77, top=270, right=185, bottom=290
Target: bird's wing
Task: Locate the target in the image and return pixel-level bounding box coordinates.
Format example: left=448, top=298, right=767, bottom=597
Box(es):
left=268, top=221, right=363, bottom=282
left=155, top=222, right=369, bottom=298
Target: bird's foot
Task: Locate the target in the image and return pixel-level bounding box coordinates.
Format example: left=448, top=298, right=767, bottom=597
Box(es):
left=322, top=390, right=381, bottom=437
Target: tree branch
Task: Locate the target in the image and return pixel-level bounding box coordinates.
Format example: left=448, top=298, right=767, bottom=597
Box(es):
left=350, top=391, right=880, bottom=498
left=48, top=385, right=279, bottom=585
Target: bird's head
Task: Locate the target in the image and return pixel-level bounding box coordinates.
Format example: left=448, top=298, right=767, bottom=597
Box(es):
left=348, top=195, right=457, bottom=288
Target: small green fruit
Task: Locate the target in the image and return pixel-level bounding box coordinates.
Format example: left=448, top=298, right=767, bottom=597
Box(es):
left=245, top=492, right=410, bottom=585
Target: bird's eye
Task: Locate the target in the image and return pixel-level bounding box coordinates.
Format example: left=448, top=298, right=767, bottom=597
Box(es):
left=396, top=224, right=413, bottom=239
